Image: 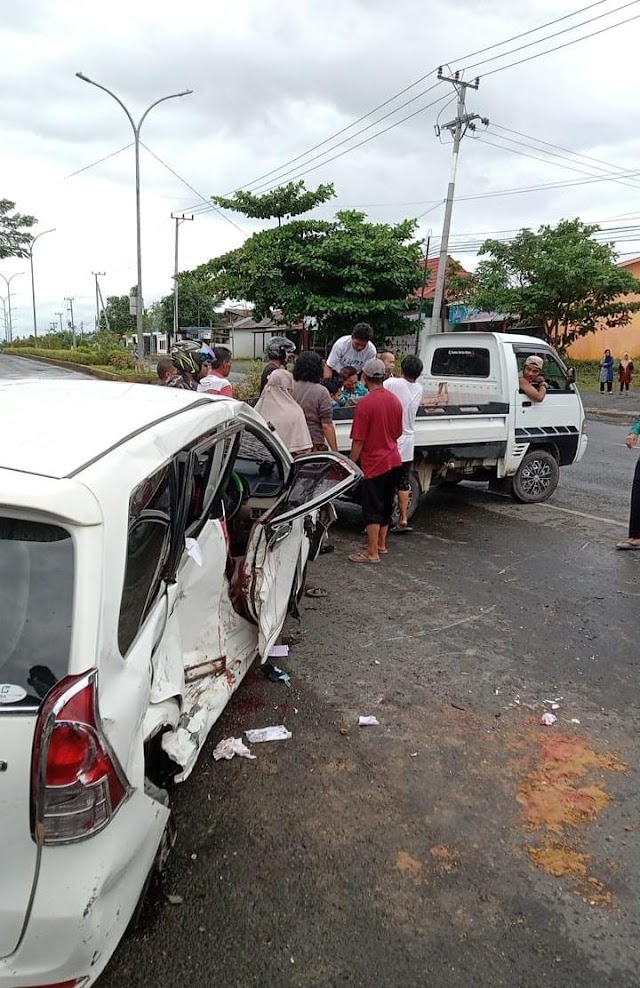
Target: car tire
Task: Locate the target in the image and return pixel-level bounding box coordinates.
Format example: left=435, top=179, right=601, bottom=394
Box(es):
left=511, top=449, right=559, bottom=503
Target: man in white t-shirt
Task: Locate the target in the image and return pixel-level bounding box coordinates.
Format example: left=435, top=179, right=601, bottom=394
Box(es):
left=383, top=354, right=423, bottom=532
left=323, top=323, right=376, bottom=378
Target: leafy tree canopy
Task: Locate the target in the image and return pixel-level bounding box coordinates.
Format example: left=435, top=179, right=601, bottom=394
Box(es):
left=156, top=272, right=223, bottom=331
left=464, top=218, right=640, bottom=351
left=99, top=295, right=137, bottom=335
left=194, top=210, right=423, bottom=336
left=0, top=199, right=37, bottom=259
left=211, top=180, right=335, bottom=226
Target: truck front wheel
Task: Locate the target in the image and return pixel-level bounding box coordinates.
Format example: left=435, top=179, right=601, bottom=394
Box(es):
left=511, top=449, right=559, bottom=503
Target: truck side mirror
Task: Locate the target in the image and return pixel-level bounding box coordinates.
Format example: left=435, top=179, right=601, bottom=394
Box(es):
left=566, top=366, right=576, bottom=384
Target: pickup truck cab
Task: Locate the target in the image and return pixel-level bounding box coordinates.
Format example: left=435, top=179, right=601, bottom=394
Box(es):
left=333, top=332, right=587, bottom=515
left=0, top=379, right=359, bottom=988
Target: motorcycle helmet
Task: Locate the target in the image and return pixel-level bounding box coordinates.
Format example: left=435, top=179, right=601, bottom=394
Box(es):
left=264, top=336, right=296, bottom=363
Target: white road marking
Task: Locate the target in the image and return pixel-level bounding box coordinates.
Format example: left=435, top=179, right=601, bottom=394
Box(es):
left=540, top=503, right=627, bottom=528
left=362, top=604, right=497, bottom=649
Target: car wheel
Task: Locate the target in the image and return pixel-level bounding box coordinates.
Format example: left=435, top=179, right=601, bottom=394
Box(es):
left=391, top=469, right=421, bottom=524
left=511, top=449, right=559, bottom=503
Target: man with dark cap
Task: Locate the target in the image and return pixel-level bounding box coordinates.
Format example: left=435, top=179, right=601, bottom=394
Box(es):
left=348, top=358, right=403, bottom=564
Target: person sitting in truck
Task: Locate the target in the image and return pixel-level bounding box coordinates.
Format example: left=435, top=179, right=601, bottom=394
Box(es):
left=519, top=355, right=547, bottom=402
left=339, top=366, right=367, bottom=405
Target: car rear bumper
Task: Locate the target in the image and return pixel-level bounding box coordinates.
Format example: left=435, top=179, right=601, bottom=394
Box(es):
left=0, top=788, right=169, bottom=988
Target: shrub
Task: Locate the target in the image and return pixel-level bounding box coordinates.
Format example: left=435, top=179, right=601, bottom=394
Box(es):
left=233, top=361, right=262, bottom=403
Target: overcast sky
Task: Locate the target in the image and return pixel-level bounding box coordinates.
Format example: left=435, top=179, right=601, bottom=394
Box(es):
left=2, top=0, right=640, bottom=338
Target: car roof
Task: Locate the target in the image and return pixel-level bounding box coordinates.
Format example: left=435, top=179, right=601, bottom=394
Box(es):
left=0, top=379, right=235, bottom=479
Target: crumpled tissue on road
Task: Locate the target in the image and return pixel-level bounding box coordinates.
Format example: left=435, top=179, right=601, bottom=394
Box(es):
left=245, top=725, right=292, bottom=743
left=358, top=715, right=380, bottom=726
left=213, top=737, right=256, bottom=761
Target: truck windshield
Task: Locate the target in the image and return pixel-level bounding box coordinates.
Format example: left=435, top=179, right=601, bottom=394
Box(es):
left=0, top=518, right=74, bottom=710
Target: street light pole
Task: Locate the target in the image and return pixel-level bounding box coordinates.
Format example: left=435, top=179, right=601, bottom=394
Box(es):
left=28, top=228, right=56, bottom=340
left=55, top=311, right=64, bottom=335
left=0, top=295, right=7, bottom=343
left=0, top=272, right=24, bottom=344
left=75, top=73, right=193, bottom=342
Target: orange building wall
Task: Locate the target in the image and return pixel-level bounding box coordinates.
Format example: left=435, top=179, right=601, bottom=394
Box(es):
left=566, top=258, right=640, bottom=360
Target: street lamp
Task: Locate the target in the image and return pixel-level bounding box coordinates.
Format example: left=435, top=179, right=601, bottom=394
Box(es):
left=0, top=272, right=24, bottom=343
left=75, top=72, right=193, bottom=341
left=0, top=295, right=8, bottom=343
left=28, top=228, right=55, bottom=340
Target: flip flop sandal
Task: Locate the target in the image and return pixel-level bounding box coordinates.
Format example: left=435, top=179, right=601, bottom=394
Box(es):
left=349, top=551, right=380, bottom=564
left=615, top=540, right=640, bottom=550
left=390, top=525, right=413, bottom=534
left=362, top=546, right=388, bottom=554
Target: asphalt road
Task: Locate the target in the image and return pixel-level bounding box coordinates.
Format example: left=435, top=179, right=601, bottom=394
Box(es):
left=0, top=352, right=87, bottom=380
left=4, top=354, right=639, bottom=987
left=97, top=420, right=639, bottom=988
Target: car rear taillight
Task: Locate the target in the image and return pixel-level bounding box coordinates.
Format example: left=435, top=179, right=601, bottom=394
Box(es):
left=31, top=670, right=130, bottom=845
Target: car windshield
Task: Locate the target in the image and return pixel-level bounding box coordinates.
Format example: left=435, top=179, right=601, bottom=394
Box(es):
left=0, top=518, right=74, bottom=709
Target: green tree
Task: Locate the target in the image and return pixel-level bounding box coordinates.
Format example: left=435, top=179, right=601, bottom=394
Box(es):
left=212, top=180, right=335, bottom=227
left=99, top=295, right=135, bottom=335
left=464, top=219, right=640, bottom=351
left=1, top=199, right=37, bottom=259
left=195, top=210, right=422, bottom=336
left=157, top=273, right=222, bottom=331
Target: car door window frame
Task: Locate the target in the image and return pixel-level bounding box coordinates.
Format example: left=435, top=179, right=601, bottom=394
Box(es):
left=265, top=452, right=360, bottom=528
left=513, top=347, right=572, bottom=393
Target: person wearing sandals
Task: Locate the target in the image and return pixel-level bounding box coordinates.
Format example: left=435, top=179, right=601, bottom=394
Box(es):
left=616, top=416, right=640, bottom=550
left=348, top=358, right=403, bottom=564
left=384, top=354, right=424, bottom=533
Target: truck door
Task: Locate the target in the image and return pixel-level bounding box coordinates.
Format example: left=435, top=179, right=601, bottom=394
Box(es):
left=514, top=348, right=582, bottom=464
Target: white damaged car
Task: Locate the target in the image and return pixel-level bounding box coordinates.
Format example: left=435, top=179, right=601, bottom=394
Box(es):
left=0, top=379, right=359, bottom=988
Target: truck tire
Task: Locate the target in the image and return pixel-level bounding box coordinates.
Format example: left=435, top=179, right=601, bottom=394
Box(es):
left=392, top=468, right=421, bottom=524
left=511, top=449, right=559, bottom=503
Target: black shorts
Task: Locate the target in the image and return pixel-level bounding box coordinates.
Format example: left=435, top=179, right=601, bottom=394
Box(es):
left=361, top=468, right=400, bottom=526
left=396, top=462, right=412, bottom=492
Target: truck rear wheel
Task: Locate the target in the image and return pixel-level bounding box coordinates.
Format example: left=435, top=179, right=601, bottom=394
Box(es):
left=511, top=449, right=559, bottom=503
left=391, top=469, right=421, bottom=524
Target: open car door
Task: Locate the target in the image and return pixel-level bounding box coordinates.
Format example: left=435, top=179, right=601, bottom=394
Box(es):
left=242, top=452, right=360, bottom=657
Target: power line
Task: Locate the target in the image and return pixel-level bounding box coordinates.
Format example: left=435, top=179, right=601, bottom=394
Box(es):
left=480, top=8, right=640, bottom=77
left=492, top=123, right=640, bottom=178
left=65, top=143, right=134, bottom=179
left=210, top=0, right=617, bottom=198
left=472, top=133, right=640, bottom=193
left=138, top=141, right=247, bottom=235
left=461, top=0, right=640, bottom=73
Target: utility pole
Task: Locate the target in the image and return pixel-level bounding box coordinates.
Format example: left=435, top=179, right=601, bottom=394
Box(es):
left=55, top=311, right=64, bottom=335
left=0, top=272, right=24, bottom=344
left=419, top=69, right=488, bottom=359
left=64, top=296, right=76, bottom=349
left=171, top=213, right=194, bottom=346
left=92, top=271, right=106, bottom=331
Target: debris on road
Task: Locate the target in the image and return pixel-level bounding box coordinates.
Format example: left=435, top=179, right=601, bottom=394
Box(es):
left=262, top=662, right=291, bottom=686
left=306, top=587, right=328, bottom=598
left=268, top=644, right=289, bottom=658
left=541, top=712, right=557, bottom=726
left=358, top=715, right=379, bottom=726
left=212, top=737, right=256, bottom=761
left=165, top=893, right=184, bottom=905
left=245, top=725, right=292, bottom=743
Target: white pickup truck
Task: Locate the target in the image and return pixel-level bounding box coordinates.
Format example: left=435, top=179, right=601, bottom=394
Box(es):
left=333, top=332, right=587, bottom=516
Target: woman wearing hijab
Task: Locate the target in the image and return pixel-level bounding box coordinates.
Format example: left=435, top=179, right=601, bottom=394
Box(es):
left=618, top=353, right=634, bottom=394
left=599, top=349, right=614, bottom=393
left=254, top=368, right=312, bottom=455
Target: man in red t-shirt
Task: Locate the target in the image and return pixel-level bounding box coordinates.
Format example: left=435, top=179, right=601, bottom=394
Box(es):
left=348, top=358, right=403, bottom=563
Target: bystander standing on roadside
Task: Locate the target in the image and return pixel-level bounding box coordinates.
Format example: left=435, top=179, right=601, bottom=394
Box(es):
left=348, top=358, right=403, bottom=564
left=616, top=415, right=640, bottom=550
left=379, top=350, right=396, bottom=378
left=293, top=351, right=338, bottom=451
left=599, top=349, right=614, bottom=394
left=618, top=353, right=634, bottom=394
left=255, top=368, right=312, bottom=454
left=323, top=323, right=376, bottom=378
left=157, top=357, right=193, bottom=389
left=384, top=354, right=423, bottom=533
left=260, top=337, right=297, bottom=393
left=197, top=347, right=234, bottom=397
